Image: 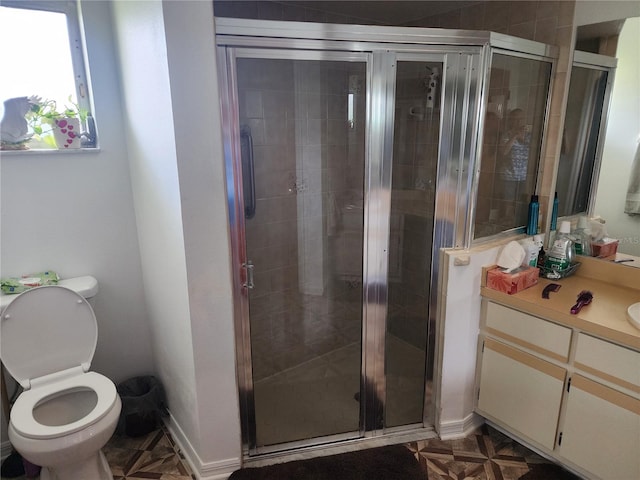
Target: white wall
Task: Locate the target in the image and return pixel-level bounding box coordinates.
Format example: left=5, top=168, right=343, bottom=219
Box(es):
left=110, top=0, right=199, bottom=459
left=2, top=0, right=241, bottom=473
left=0, top=1, right=153, bottom=383
left=0, top=0, right=154, bottom=457
left=594, top=17, right=640, bottom=256
left=162, top=1, right=241, bottom=473
left=111, top=1, right=241, bottom=476
left=436, top=245, right=502, bottom=438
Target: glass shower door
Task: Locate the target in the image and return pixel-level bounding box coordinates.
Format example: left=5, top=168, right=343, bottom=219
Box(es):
left=235, top=55, right=367, bottom=448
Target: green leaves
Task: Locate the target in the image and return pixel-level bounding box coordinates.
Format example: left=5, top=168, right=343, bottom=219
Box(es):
left=26, top=95, right=87, bottom=143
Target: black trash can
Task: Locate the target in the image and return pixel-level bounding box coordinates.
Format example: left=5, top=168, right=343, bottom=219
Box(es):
left=116, top=376, right=167, bottom=437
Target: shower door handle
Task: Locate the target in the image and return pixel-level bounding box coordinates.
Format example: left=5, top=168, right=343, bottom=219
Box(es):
left=240, top=125, right=256, bottom=219
left=242, top=261, right=254, bottom=289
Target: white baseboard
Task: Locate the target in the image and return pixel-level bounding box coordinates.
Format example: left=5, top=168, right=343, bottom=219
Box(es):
left=1, top=440, right=13, bottom=461
left=163, top=413, right=241, bottom=480
left=438, top=413, right=484, bottom=440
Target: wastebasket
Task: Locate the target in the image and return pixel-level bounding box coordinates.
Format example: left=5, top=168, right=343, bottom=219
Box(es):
left=116, top=376, right=167, bottom=437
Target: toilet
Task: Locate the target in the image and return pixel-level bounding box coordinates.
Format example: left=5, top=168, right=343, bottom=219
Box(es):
left=0, top=278, right=121, bottom=480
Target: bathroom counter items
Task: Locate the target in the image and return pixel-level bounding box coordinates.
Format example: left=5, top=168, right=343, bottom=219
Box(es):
left=0, top=275, right=98, bottom=312
left=481, top=255, right=640, bottom=350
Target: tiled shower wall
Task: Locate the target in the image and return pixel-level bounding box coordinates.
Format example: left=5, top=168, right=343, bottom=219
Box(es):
left=238, top=58, right=366, bottom=380
left=415, top=1, right=577, bottom=235
left=215, top=0, right=577, bottom=234
left=388, top=62, right=441, bottom=349
left=238, top=58, right=299, bottom=327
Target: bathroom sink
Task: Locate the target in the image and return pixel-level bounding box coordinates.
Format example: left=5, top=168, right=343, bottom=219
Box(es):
left=628, top=302, right=640, bottom=331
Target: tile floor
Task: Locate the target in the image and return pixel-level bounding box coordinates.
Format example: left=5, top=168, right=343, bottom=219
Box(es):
left=1, top=423, right=577, bottom=480
left=1, top=425, right=194, bottom=480
left=105, top=425, right=194, bottom=480
left=405, top=424, right=578, bottom=479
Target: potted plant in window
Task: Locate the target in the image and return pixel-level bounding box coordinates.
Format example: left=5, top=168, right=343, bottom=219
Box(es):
left=27, top=96, right=87, bottom=149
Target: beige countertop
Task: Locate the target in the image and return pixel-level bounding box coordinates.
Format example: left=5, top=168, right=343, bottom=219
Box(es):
left=481, top=255, right=640, bottom=351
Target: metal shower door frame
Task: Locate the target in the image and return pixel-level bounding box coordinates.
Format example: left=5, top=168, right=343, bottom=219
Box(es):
left=216, top=19, right=486, bottom=457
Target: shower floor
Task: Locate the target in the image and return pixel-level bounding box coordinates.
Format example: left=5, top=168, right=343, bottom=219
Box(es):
left=254, top=335, right=429, bottom=447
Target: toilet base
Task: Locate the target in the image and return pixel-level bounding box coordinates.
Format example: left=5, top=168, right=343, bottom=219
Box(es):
left=40, top=450, right=112, bottom=480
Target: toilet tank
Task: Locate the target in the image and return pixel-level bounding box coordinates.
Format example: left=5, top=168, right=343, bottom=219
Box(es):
left=0, top=275, right=98, bottom=313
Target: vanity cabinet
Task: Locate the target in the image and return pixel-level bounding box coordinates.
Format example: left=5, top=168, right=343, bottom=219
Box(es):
left=476, top=300, right=640, bottom=480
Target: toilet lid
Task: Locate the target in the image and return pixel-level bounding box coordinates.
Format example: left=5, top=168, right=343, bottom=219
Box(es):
left=0, top=286, right=97, bottom=387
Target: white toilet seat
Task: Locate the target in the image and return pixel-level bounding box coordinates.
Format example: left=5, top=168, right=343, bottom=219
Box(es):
left=11, top=372, right=118, bottom=440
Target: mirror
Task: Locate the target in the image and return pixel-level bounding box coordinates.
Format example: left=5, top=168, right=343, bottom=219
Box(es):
left=556, top=53, right=614, bottom=218
left=556, top=14, right=640, bottom=257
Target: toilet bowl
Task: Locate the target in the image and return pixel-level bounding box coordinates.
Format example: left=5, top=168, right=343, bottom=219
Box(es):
left=0, top=282, right=121, bottom=480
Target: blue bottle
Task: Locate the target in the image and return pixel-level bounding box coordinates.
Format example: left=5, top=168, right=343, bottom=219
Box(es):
left=526, top=195, right=539, bottom=235
left=550, top=192, right=559, bottom=231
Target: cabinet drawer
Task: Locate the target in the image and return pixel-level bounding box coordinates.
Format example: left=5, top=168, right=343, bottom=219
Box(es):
left=575, top=333, right=640, bottom=394
left=485, top=302, right=572, bottom=362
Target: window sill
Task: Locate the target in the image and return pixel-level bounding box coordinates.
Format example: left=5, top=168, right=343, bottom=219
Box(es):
left=0, top=147, right=101, bottom=156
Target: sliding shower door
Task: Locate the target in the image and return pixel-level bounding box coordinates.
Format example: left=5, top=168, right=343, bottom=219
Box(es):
left=218, top=28, right=483, bottom=454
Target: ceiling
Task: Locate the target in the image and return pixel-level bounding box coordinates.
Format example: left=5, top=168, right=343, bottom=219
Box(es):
left=576, top=19, right=626, bottom=41
left=284, top=1, right=478, bottom=25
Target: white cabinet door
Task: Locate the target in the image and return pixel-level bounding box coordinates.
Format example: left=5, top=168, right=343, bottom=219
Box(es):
left=477, top=338, right=566, bottom=450
left=559, top=375, right=640, bottom=480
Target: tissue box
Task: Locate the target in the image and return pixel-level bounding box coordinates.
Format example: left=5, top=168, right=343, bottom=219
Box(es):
left=591, top=239, right=618, bottom=258
left=486, top=266, right=539, bottom=295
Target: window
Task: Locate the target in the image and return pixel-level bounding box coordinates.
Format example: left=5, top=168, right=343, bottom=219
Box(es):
left=0, top=0, right=96, bottom=150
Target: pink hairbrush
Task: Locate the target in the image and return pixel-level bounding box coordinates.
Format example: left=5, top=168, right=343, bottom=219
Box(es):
left=570, top=291, right=593, bottom=314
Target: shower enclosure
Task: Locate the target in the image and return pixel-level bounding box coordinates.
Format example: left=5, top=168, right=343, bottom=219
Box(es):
left=216, top=19, right=555, bottom=456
